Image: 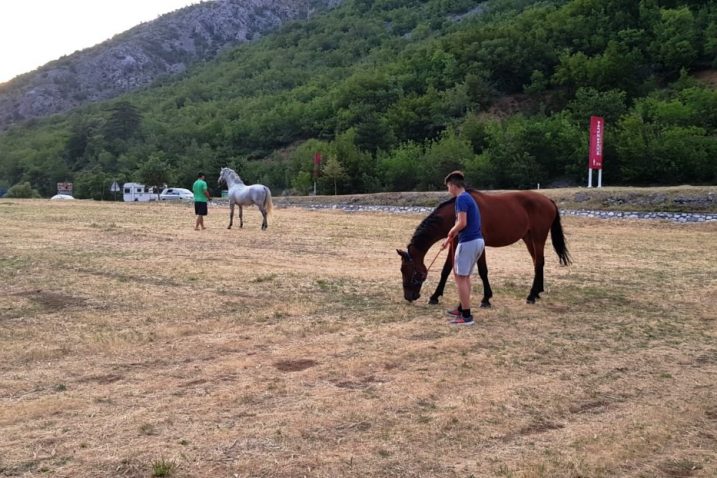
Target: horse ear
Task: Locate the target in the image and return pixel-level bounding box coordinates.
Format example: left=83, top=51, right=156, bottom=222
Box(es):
left=396, top=249, right=408, bottom=260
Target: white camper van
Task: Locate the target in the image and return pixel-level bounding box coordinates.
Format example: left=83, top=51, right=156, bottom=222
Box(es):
left=123, top=183, right=158, bottom=202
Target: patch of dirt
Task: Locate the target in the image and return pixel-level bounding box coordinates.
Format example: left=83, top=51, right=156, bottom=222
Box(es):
left=106, top=457, right=145, bottom=478
left=335, top=421, right=372, bottom=433
left=498, top=418, right=565, bottom=442
left=225, top=437, right=281, bottom=454
left=694, top=69, right=717, bottom=87
left=517, top=420, right=564, bottom=437
left=77, top=374, right=123, bottom=385
left=273, top=359, right=317, bottom=372
left=333, top=375, right=385, bottom=390
left=408, top=330, right=450, bottom=341
left=545, top=304, right=570, bottom=314
left=694, top=353, right=717, bottom=365
left=658, top=459, right=702, bottom=477
left=569, top=399, right=610, bottom=415
left=14, top=289, right=86, bottom=311
left=487, top=94, right=534, bottom=118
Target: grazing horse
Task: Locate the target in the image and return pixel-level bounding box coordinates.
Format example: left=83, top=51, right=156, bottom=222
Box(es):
left=218, top=167, right=274, bottom=230
left=397, top=190, right=571, bottom=305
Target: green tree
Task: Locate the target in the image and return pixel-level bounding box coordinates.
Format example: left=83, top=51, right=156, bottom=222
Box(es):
left=650, top=7, right=698, bottom=74
left=464, top=72, right=497, bottom=110
left=460, top=113, right=492, bottom=155
left=104, top=101, right=142, bottom=141
left=420, top=128, right=473, bottom=189
left=566, top=87, right=628, bottom=125
left=137, top=154, right=172, bottom=200
left=322, top=155, right=346, bottom=195
left=74, top=168, right=115, bottom=200
left=64, top=118, right=96, bottom=170
left=466, top=117, right=547, bottom=189
left=331, top=129, right=375, bottom=193
left=291, top=170, right=313, bottom=195
left=377, top=141, right=424, bottom=191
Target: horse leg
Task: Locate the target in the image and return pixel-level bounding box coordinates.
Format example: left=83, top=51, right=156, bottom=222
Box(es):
left=477, top=251, right=493, bottom=308
left=228, top=203, right=234, bottom=229
left=429, top=255, right=453, bottom=304
left=239, top=205, right=243, bottom=229
left=535, top=237, right=547, bottom=296
left=523, top=235, right=545, bottom=304
left=259, top=206, right=268, bottom=230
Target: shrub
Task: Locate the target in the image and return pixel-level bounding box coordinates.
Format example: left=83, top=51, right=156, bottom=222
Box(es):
left=5, top=182, right=41, bottom=198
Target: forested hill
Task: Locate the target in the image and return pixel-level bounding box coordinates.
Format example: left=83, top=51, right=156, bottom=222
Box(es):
left=1, top=0, right=716, bottom=199
left=0, top=0, right=342, bottom=129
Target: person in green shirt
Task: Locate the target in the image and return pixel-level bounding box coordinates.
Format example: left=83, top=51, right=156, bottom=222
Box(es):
left=192, top=172, right=211, bottom=230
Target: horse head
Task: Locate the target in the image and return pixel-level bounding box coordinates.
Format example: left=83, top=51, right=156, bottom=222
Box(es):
left=397, top=247, right=426, bottom=302
left=218, top=167, right=244, bottom=187
left=218, top=167, right=230, bottom=186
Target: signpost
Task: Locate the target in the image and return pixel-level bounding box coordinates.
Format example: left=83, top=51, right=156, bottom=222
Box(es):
left=587, top=116, right=604, bottom=188
left=57, top=182, right=73, bottom=196
left=110, top=181, right=120, bottom=201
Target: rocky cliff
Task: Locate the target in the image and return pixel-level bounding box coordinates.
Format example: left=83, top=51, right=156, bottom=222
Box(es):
left=0, top=0, right=341, bottom=130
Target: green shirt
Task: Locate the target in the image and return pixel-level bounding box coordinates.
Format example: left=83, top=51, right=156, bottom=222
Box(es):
left=192, top=179, right=209, bottom=202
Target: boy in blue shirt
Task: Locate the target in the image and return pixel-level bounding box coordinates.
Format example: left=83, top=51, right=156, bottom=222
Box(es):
left=441, top=171, right=484, bottom=325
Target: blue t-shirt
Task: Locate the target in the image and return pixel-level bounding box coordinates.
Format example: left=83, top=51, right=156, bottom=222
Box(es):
left=456, top=191, right=482, bottom=243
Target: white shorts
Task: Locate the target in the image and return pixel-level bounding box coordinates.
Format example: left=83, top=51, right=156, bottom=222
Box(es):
left=454, top=238, right=485, bottom=276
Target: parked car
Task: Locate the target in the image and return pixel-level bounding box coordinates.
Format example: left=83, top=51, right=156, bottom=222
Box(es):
left=159, top=188, right=194, bottom=201
left=50, top=194, right=74, bottom=200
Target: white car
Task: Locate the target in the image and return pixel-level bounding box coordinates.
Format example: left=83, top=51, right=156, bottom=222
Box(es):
left=50, top=194, right=75, bottom=200
left=159, top=188, right=194, bottom=201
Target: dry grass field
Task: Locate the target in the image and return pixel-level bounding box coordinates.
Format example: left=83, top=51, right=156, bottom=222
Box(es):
left=1, top=199, right=715, bottom=478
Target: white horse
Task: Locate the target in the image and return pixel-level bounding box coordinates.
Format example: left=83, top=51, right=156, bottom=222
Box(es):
left=218, top=167, right=274, bottom=230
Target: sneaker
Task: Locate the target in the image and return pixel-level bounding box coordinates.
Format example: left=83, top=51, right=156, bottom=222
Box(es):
left=445, top=306, right=462, bottom=318
left=449, top=316, right=475, bottom=325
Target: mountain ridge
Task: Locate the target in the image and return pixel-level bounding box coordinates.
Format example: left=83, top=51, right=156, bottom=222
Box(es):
left=0, top=0, right=342, bottom=130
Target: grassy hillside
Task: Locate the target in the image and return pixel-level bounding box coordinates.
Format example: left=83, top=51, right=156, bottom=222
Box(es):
left=1, top=0, right=716, bottom=198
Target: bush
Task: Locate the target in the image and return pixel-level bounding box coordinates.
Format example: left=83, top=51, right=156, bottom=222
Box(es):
left=5, top=182, right=41, bottom=198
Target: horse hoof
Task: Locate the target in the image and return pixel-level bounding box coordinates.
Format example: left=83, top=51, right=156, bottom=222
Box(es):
left=480, top=302, right=491, bottom=309
left=428, top=298, right=439, bottom=305
left=526, top=298, right=536, bottom=304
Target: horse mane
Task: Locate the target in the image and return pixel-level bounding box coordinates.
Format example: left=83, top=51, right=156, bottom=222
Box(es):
left=409, top=196, right=456, bottom=252
left=222, top=167, right=244, bottom=185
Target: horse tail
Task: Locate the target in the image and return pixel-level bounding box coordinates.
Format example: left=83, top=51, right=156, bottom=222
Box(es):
left=550, top=203, right=572, bottom=266
left=263, top=186, right=273, bottom=216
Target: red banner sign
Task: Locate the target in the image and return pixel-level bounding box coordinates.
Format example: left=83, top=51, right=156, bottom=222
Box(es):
left=313, top=152, right=321, bottom=179
left=588, top=116, right=604, bottom=170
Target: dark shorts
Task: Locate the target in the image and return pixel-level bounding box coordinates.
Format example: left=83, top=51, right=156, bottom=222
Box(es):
left=194, top=201, right=208, bottom=216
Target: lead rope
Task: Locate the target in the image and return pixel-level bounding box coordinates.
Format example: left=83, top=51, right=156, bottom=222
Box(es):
left=425, top=245, right=445, bottom=276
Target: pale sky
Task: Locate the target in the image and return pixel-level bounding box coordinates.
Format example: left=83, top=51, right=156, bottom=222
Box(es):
left=0, top=0, right=205, bottom=84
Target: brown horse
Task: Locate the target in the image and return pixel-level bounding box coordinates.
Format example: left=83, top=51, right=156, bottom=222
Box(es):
left=397, top=190, right=571, bottom=304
